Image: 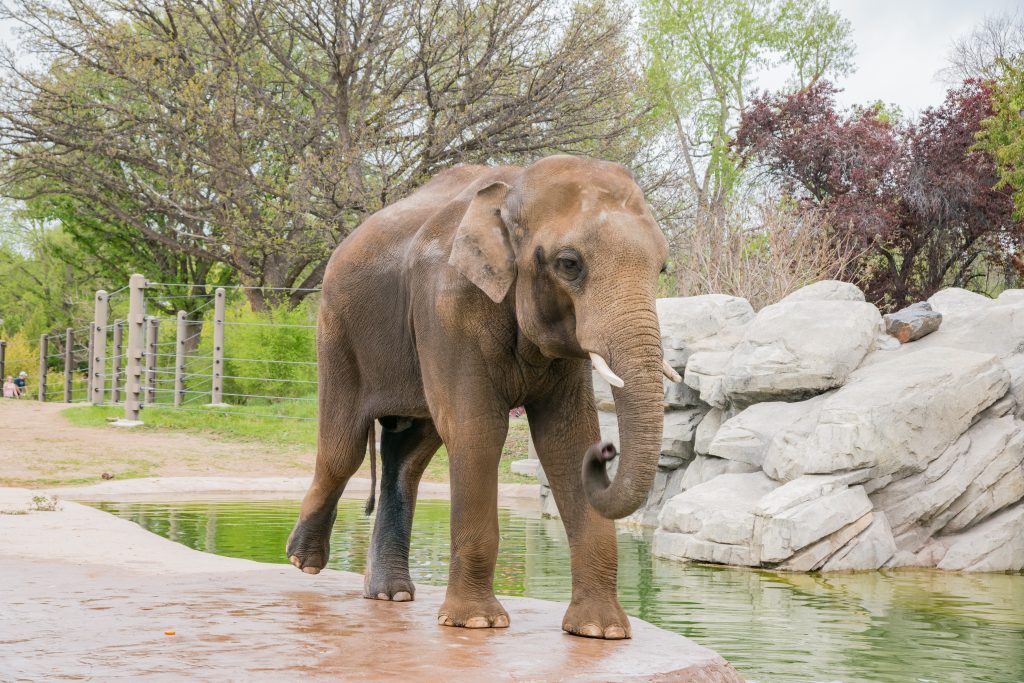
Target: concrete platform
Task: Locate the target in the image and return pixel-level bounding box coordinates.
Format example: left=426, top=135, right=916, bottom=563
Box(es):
left=0, top=488, right=743, bottom=681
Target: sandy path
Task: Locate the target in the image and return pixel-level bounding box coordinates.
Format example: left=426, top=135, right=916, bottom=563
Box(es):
left=0, top=400, right=316, bottom=487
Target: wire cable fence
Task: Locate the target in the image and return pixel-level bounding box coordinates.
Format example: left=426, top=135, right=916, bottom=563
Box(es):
left=31, top=277, right=325, bottom=423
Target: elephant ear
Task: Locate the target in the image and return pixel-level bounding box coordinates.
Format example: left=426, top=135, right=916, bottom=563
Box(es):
left=449, top=181, right=515, bottom=303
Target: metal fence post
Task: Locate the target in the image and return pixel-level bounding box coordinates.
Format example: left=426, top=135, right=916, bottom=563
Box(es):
left=175, top=310, right=187, bottom=406
left=118, top=274, right=146, bottom=425
left=63, top=328, right=74, bottom=403
left=0, top=340, right=5, bottom=382
left=38, top=334, right=47, bottom=401
left=210, top=287, right=226, bottom=406
left=146, top=317, right=159, bottom=405
left=111, top=320, right=123, bottom=403
left=91, top=290, right=109, bottom=405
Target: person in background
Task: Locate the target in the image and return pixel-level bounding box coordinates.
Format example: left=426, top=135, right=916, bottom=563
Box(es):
left=13, top=371, right=27, bottom=398
left=3, top=375, right=17, bottom=398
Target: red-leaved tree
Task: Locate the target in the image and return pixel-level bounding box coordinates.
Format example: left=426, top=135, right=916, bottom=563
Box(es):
left=736, top=80, right=1023, bottom=308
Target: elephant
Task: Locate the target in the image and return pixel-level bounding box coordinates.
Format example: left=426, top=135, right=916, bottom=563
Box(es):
left=287, top=154, right=677, bottom=639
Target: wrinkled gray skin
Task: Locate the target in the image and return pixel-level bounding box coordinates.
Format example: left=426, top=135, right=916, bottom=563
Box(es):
left=287, top=155, right=668, bottom=639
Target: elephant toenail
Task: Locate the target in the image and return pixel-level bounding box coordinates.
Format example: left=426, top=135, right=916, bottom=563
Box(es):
left=604, top=625, right=627, bottom=639
left=437, top=615, right=452, bottom=626
left=579, top=623, right=602, bottom=637
left=492, top=614, right=510, bottom=628
left=376, top=592, right=389, bottom=600
left=289, top=555, right=301, bottom=568
left=392, top=591, right=412, bottom=602
left=302, top=566, right=320, bottom=575
left=464, top=617, right=490, bottom=628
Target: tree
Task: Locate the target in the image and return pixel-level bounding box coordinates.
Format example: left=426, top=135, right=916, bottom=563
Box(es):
left=980, top=59, right=1024, bottom=228
left=640, top=0, right=855, bottom=291
left=0, top=0, right=645, bottom=308
left=736, top=80, right=1024, bottom=307
left=942, top=11, right=1024, bottom=83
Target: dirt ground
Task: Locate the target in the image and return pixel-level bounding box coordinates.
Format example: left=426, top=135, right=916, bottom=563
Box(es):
left=0, top=400, right=318, bottom=488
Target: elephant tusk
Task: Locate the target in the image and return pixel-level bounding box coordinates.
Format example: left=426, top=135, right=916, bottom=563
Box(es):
left=590, top=353, right=624, bottom=388
left=662, top=359, right=682, bottom=383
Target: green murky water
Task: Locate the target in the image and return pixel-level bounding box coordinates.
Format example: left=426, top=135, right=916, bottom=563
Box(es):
left=93, top=499, right=1024, bottom=683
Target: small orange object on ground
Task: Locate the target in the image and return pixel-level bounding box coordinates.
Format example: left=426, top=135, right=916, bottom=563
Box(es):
left=164, top=630, right=176, bottom=636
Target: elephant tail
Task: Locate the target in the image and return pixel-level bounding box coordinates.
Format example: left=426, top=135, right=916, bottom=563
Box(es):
left=364, top=422, right=377, bottom=516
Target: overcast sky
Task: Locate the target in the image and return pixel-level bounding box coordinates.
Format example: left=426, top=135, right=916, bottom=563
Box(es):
left=825, top=0, right=1021, bottom=115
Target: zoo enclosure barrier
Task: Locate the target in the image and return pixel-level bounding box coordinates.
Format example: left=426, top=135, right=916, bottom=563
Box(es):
left=33, top=273, right=322, bottom=425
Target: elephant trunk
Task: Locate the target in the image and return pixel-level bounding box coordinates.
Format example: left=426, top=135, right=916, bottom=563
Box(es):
left=582, top=300, right=664, bottom=520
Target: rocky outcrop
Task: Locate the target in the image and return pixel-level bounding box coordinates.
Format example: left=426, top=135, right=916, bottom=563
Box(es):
left=536, top=281, right=1024, bottom=573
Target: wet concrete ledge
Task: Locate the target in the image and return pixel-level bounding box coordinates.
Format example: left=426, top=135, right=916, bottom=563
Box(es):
left=0, top=488, right=743, bottom=682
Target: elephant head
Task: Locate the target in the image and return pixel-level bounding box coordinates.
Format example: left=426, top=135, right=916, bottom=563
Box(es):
left=449, top=155, right=675, bottom=519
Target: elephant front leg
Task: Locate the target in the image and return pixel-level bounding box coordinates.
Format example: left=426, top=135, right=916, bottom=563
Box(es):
left=526, top=363, right=631, bottom=639
left=436, top=419, right=510, bottom=629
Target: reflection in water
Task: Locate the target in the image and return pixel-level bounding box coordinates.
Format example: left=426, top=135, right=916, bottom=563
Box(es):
left=93, top=499, right=1024, bottom=683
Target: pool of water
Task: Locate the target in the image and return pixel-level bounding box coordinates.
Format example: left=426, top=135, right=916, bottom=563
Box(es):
left=92, top=499, right=1024, bottom=683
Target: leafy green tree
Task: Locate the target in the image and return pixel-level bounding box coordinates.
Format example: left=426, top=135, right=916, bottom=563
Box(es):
left=0, top=0, right=644, bottom=308
left=640, top=0, right=855, bottom=292
left=981, top=59, right=1024, bottom=225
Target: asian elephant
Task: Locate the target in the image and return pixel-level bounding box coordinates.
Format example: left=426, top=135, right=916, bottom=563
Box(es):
left=287, top=154, right=677, bottom=639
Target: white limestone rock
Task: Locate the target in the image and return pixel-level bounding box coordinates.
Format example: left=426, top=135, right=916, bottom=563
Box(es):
left=821, top=512, right=897, bottom=571
left=683, top=351, right=731, bottom=409
left=658, top=472, right=778, bottom=547
left=694, top=408, right=725, bottom=456
left=762, top=346, right=1009, bottom=482
left=651, top=530, right=759, bottom=567
left=780, top=280, right=865, bottom=303
left=710, top=395, right=828, bottom=468
left=777, top=512, right=874, bottom=572
left=657, top=295, right=755, bottom=370
left=927, top=287, right=994, bottom=316
left=678, top=454, right=760, bottom=492
left=661, top=407, right=709, bottom=461
left=754, top=482, right=873, bottom=563
left=720, top=300, right=881, bottom=404
left=936, top=503, right=1024, bottom=572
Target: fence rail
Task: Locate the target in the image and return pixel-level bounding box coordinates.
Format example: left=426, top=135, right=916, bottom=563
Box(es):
left=17, top=274, right=323, bottom=425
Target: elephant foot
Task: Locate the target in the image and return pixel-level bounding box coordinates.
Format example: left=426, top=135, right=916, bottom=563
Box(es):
left=286, top=517, right=332, bottom=574
left=437, top=595, right=510, bottom=629
left=363, top=570, right=416, bottom=602
left=562, top=598, right=632, bottom=639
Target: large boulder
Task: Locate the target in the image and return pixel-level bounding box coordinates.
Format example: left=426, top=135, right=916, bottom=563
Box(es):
left=658, top=295, right=754, bottom=371
left=936, top=503, right=1024, bottom=572
left=719, top=300, right=881, bottom=404
left=709, top=395, right=829, bottom=467
left=926, top=287, right=993, bottom=316
left=762, top=346, right=1009, bottom=483
left=678, top=454, right=761, bottom=491
left=780, top=280, right=865, bottom=303
left=753, top=475, right=873, bottom=563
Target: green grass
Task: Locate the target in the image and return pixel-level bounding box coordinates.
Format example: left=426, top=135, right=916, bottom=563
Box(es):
left=61, top=404, right=535, bottom=484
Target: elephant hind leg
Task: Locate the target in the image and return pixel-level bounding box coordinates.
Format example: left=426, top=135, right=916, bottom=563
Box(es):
left=364, top=417, right=441, bottom=601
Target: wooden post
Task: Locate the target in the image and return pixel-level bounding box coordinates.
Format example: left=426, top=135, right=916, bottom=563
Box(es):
left=111, top=320, right=123, bottom=403
left=91, top=290, right=109, bottom=405
left=86, top=324, right=94, bottom=399
left=175, top=310, right=187, bottom=406
left=145, top=317, right=159, bottom=405
left=119, top=274, right=146, bottom=425
left=0, top=339, right=5, bottom=383
left=211, top=287, right=226, bottom=406
left=37, top=334, right=47, bottom=401
left=63, top=328, right=74, bottom=403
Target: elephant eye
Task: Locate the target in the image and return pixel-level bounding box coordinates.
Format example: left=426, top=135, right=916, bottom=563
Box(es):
left=554, top=253, right=583, bottom=280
